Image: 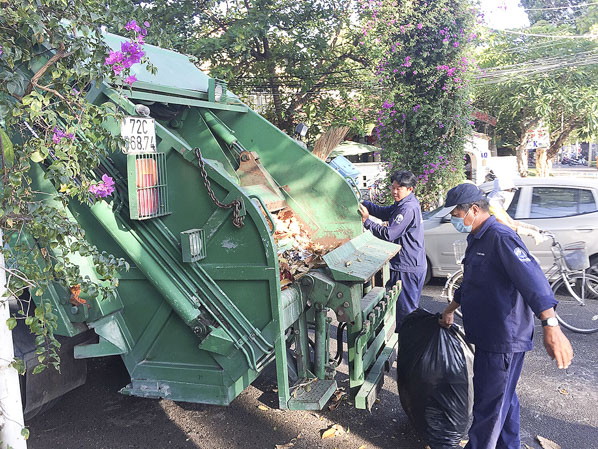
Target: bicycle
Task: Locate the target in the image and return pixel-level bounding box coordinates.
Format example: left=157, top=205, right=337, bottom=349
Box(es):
left=442, top=233, right=598, bottom=334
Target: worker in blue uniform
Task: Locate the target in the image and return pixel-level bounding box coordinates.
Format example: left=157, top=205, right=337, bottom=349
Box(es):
left=439, top=183, right=573, bottom=449
left=358, top=170, right=426, bottom=329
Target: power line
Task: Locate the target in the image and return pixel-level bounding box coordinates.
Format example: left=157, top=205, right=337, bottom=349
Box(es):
left=523, top=1, right=598, bottom=11
left=475, top=50, right=598, bottom=84
left=488, top=28, right=598, bottom=39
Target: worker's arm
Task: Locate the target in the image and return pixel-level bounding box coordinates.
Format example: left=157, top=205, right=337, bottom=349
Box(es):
left=489, top=203, right=518, bottom=230
left=514, top=221, right=548, bottom=245
left=361, top=200, right=393, bottom=222
left=489, top=200, right=546, bottom=244
left=362, top=206, right=415, bottom=242
left=496, top=234, right=573, bottom=368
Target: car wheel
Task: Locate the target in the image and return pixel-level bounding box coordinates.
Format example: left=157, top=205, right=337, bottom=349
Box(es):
left=588, top=255, right=598, bottom=277
left=588, top=255, right=598, bottom=299
left=424, top=258, right=432, bottom=285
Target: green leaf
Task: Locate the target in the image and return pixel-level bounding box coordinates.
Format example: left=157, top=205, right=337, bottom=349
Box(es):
left=30, top=151, right=44, bottom=163
left=6, top=316, right=17, bottom=331
left=10, top=357, right=25, bottom=375
left=21, top=427, right=30, bottom=440
left=0, top=127, right=14, bottom=167
left=32, top=364, right=46, bottom=374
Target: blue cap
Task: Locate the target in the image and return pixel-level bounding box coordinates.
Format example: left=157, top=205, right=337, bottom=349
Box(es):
left=444, top=183, right=484, bottom=208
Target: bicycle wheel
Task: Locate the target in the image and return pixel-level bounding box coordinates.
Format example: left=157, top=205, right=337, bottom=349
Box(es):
left=443, top=270, right=463, bottom=319
left=551, top=273, right=598, bottom=334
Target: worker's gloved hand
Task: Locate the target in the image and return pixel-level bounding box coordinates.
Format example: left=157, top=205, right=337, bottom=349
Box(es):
left=516, top=226, right=548, bottom=245
left=358, top=204, right=369, bottom=223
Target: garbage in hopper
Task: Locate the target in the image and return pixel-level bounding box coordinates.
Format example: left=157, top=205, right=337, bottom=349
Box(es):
left=273, top=209, right=337, bottom=288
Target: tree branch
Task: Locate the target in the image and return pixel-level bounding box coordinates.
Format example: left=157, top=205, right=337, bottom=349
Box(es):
left=24, top=43, right=68, bottom=96
left=547, top=118, right=583, bottom=159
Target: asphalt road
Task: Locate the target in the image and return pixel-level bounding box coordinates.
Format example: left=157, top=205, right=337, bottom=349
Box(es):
left=27, top=280, right=598, bottom=449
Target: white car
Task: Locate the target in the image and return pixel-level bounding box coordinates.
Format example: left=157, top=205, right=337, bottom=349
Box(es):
left=423, top=177, right=598, bottom=282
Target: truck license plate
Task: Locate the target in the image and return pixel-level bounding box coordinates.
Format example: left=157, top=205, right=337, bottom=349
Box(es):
left=121, top=116, right=156, bottom=153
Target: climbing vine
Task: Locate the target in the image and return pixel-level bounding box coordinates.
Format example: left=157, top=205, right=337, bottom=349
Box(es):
left=359, top=0, right=478, bottom=209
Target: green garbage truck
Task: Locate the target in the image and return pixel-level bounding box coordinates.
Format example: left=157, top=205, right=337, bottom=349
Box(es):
left=11, top=32, right=401, bottom=416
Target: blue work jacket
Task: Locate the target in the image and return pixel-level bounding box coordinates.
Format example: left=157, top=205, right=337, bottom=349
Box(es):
left=454, top=215, right=557, bottom=353
left=362, top=194, right=426, bottom=273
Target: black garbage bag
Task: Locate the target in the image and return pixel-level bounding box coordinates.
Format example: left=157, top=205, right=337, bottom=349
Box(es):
left=397, top=308, right=474, bottom=449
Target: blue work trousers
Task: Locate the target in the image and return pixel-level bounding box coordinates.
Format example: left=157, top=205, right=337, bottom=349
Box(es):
left=465, top=349, right=525, bottom=449
left=386, top=269, right=425, bottom=330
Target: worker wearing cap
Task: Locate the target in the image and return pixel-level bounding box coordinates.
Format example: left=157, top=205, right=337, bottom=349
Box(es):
left=358, top=170, right=426, bottom=329
left=488, top=176, right=547, bottom=245
left=439, top=183, right=573, bottom=449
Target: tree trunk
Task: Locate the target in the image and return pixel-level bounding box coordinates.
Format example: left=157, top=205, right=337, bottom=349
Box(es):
left=516, top=145, right=528, bottom=177
left=517, top=119, right=537, bottom=178
left=0, top=230, right=28, bottom=449
left=535, top=148, right=549, bottom=177
left=268, top=73, right=285, bottom=131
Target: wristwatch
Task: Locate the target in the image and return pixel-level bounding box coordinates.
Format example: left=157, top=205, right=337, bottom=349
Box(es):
left=541, top=317, right=559, bottom=327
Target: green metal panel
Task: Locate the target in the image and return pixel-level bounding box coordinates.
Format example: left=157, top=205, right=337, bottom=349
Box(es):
left=103, top=32, right=211, bottom=93
left=355, top=333, right=398, bottom=410
left=323, top=232, right=401, bottom=282
left=186, top=106, right=365, bottom=245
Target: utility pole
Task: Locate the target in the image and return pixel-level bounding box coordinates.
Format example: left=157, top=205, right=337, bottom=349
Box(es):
left=0, top=229, right=27, bottom=449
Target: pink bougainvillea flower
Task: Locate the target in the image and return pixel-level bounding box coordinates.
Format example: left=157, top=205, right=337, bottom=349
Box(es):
left=143, top=21, right=150, bottom=28
left=121, top=41, right=145, bottom=65
left=105, top=50, right=124, bottom=65
left=89, top=175, right=115, bottom=198
left=124, top=75, right=138, bottom=86
left=125, top=20, right=142, bottom=33
left=417, top=23, right=423, bottom=29
left=52, top=126, right=73, bottom=144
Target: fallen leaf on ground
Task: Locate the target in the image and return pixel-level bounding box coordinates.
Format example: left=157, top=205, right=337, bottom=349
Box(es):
left=321, top=424, right=344, bottom=439
left=257, top=405, right=269, bottom=411
left=328, top=388, right=346, bottom=411
left=275, top=442, right=295, bottom=449
left=537, top=435, right=561, bottom=449
left=358, top=445, right=367, bottom=449
left=459, top=440, right=468, bottom=447
left=558, top=388, right=568, bottom=395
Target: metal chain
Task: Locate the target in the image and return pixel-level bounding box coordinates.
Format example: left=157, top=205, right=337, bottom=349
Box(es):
left=194, top=148, right=245, bottom=228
